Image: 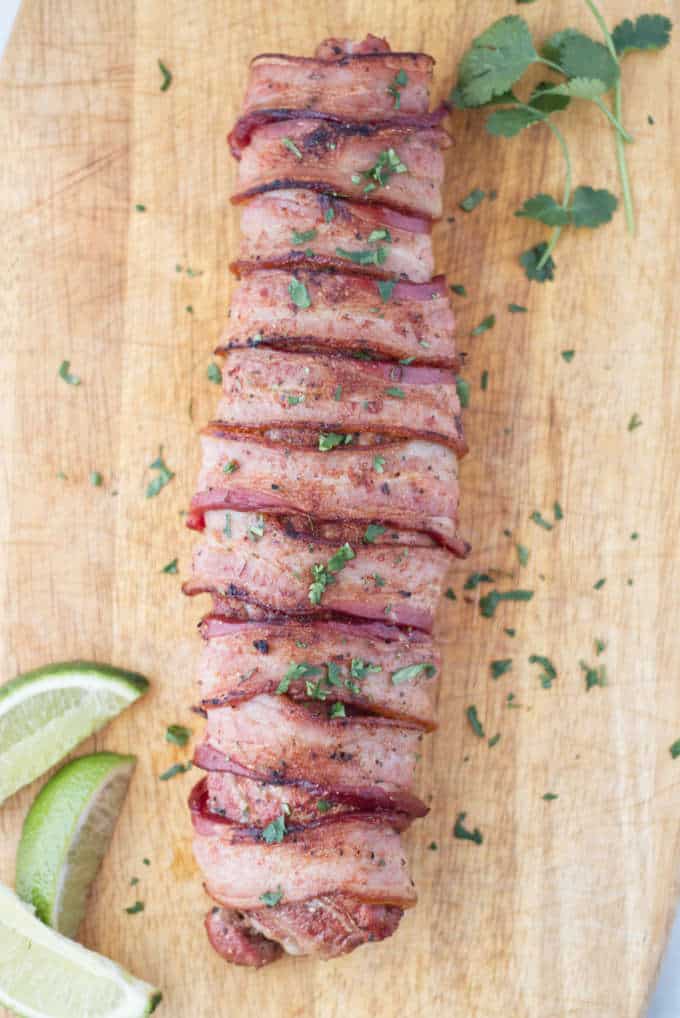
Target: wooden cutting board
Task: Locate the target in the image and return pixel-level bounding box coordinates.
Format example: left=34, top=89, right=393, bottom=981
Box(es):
left=1, top=1, right=678, bottom=1015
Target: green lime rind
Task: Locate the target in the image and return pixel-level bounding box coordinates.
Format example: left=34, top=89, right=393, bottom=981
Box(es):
left=0, top=662, right=149, bottom=806
left=0, top=882, right=161, bottom=1018
left=16, top=752, right=136, bottom=938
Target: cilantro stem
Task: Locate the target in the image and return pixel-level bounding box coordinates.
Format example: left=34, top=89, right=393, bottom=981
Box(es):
left=583, top=0, right=635, bottom=234
left=536, top=57, right=567, bottom=75
left=536, top=117, right=572, bottom=270
left=592, top=97, right=633, bottom=143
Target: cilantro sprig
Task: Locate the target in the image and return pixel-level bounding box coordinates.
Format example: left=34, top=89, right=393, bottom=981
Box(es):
left=452, top=8, right=672, bottom=273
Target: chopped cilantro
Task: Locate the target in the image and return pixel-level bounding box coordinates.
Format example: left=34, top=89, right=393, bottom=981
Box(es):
left=316, top=799, right=331, bottom=813
left=516, top=543, right=529, bottom=567
left=453, top=812, right=483, bottom=845
left=508, top=303, right=527, bottom=313
left=529, top=654, right=557, bottom=689
left=480, top=589, right=534, bottom=618
left=259, top=887, right=283, bottom=907
left=58, top=360, right=81, bottom=386
left=581, top=660, right=607, bottom=690
left=470, top=314, right=496, bottom=337
left=593, top=577, right=606, bottom=590
left=282, top=137, right=303, bottom=160
left=385, top=386, right=405, bottom=399
left=158, top=761, right=192, bottom=781
left=158, top=59, right=172, bottom=91
left=561, top=350, right=575, bottom=362
left=543, top=793, right=559, bottom=801
left=378, top=279, right=396, bottom=302
left=335, top=246, right=388, bottom=266
left=554, top=501, right=564, bottom=521
left=488, top=733, right=501, bottom=748
left=450, top=284, right=467, bottom=297
left=125, top=900, right=145, bottom=914
left=444, top=587, right=457, bottom=601
left=223, top=460, right=238, bottom=474
left=367, top=228, right=392, bottom=243
left=319, top=432, right=352, bottom=451
left=466, top=705, right=485, bottom=738
left=456, top=377, right=470, bottom=408
left=628, top=413, right=642, bottom=431
left=207, top=362, right=222, bottom=384
left=262, top=814, right=287, bottom=844
left=373, top=454, right=385, bottom=473
left=504, top=628, right=516, bottom=638
left=480, top=369, right=489, bottom=391
left=595, top=638, right=607, bottom=655
left=90, top=471, right=103, bottom=487
left=291, top=228, right=317, bottom=245
left=490, top=659, right=513, bottom=679
left=330, top=702, right=346, bottom=718
left=630, top=531, right=639, bottom=540
left=146, top=448, right=175, bottom=498
left=162, top=558, right=178, bottom=574
left=135, top=203, right=146, bottom=212
left=354, top=148, right=407, bottom=193
left=387, top=68, right=408, bottom=108
left=165, top=724, right=191, bottom=747
left=670, top=739, right=680, bottom=760
left=309, top=543, right=355, bottom=604
left=288, top=278, right=311, bottom=308
left=248, top=515, right=265, bottom=542
left=324, top=206, right=335, bottom=223
left=428, top=841, right=438, bottom=851
left=392, top=662, right=436, bottom=685
left=464, top=572, right=494, bottom=590
left=276, top=661, right=323, bottom=694
left=530, top=510, right=553, bottom=531
left=333, top=385, right=342, bottom=401
left=459, top=188, right=485, bottom=212
left=362, top=524, right=386, bottom=544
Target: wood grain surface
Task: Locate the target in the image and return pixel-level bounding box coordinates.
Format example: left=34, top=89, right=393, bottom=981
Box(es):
left=0, top=1, right=678, bottom=1015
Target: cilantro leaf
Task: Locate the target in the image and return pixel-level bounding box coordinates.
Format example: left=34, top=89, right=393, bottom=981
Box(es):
left=470, top=314, right=496, bottom=337
left=58, top=360, right=81, bottom=386
left=455, top=16, right=537, bottom=107
left=479, top=589, right=534, bottom=618
left=165, top=724, right=191, bottom=747
left=569, top=186, right=618, bottom=228
left=262, top=814, right=287, bottom=844
left=545, top=77, right=610, bottom=100
left=561, top=350, right=575, bottom=362
left=612, top=14, right=672, bottom=56
left=542, top=28, right=580, bottom=64
left=259, top=887, right=283, bottom=907
left=554, top=33, right=620, bottom=90
left=520, top=243, right=555, bottom=283
left=529, top=654, right=557, bottom=689
left=319, top=432, right=352, bottom=451
left=486, top=106, right=544, bottom=137
left=378, top=279, right=396, bottom=302
left=670, top=739, right=680, bottom=760
left=159, top=761, right=192, bottom=781
left=515, top=194, right=570, bottom=227
left=362, top=523, right=386, bottom=544
left=162, top=558, right=178, bottom=574
left=459, top=188, right=486, bottom=212
left=146, top=448, right=175, bottom=498
left=158, top=60, right=172, bottom=92
left=491, top=658, right=512, bottom=679
left=391, top=662, right=436, bottom=685
left=456, top=377, right=470, bottom=408
left=207, top=362, right=222, bottom=384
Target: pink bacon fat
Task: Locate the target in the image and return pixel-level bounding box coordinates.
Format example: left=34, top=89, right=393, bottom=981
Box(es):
left=232, top=120, right=449, bottom=219
left=219, top=269, right=459, bottom=368
left=216, top=347, right=466, bottom=454
left=187, top=426, right=465, bottom=554
left=193, top=813, right=417, bottom=911
left=183, top=510, right=454, bottom=631
left=232, top=189, right=433, bottom=282
left=206, top=894, right=403, bottom=966
left=197, top=617, right=440, bottom=727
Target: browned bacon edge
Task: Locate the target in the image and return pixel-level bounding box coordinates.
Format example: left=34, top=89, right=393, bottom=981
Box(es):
left=198, top=615, right=429, bottom=644
left=192, top=750, right=428, bottom=820
left=229, top=104, right=447, bottom=159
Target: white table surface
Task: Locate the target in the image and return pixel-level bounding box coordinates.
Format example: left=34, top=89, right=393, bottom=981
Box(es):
left=0, top=2, right=676, bottom=1015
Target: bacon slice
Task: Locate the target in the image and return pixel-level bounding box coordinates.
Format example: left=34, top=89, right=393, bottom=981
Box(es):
left=233, top=189, right=433, bottom=282
left=232, top=120, right=449, bottom=219
left=216, top=348, right=465, bottom=453
left=187, top=428, right=464, bottom=554
left=193, top=814, right=417, bottom=910
left=205, top=893, right=403, bottom=965
left=229, top=45, right=438, bottom=157
left=197, top=618, right=440, bottom=727
left=315, top=35, right=392, bottom=58
left=184, top=511, right=454, bottom=631
left=200, top=694, right=423, bottom=798
left=219, top=269, right=458, bottom=367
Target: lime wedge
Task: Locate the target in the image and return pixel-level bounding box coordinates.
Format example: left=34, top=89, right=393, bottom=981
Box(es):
left=0, top=661, right=148, bottom=805
left=16, top=752, right=136, bottom=938
left=0, top=882, right=161, bottom=1018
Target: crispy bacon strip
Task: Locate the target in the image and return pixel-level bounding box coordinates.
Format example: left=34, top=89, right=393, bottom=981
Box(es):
left=218, top=269, right=458, bottom=367
left=206, top=895, right=403, bottom=966
left=193, top=814, right=417, bottom=910
left=232, top=189, right=433, bottom=282
left=197, top=618, right=440, bottom=727
left=184, top=511, right=454, bottom=631
left=188, top=428, right=464, bottom=554
left=232, top=120, right=449, bottom=219
left=216, top=347, right=465, bottom=453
